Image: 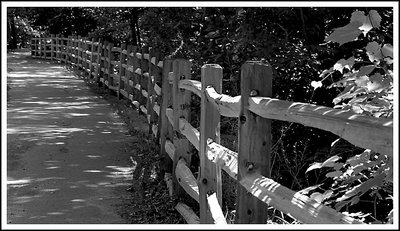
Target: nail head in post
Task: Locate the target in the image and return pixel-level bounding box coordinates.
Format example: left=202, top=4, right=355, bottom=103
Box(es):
left=247, top=162, right=254, bottom=171
left=240, top=115, right=246, bottom=124
left=202, top=178, right=208, bottom=185
left=250, top=90, right=259, bottom=97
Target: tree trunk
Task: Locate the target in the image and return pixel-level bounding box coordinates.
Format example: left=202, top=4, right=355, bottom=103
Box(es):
left=129, top=8, right=140, bottom=46
left=9, top=15, right=18, bottom=49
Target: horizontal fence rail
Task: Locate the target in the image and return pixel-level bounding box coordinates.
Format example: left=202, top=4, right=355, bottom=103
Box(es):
left=31, top=34, right=393, bottom=225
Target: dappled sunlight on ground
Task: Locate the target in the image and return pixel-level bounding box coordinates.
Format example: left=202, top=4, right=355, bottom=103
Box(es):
left=7, top=53, right=136, bottom=224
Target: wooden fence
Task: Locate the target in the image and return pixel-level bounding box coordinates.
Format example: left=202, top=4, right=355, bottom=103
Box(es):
left=31, top=35, right=393, bottom=224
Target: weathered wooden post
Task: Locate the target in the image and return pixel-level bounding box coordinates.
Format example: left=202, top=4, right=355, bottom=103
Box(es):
left=153, top=49, right=163, bottom=140
left=56, top=34, right=60, bottom=61
left=89, top=38, right=95, bottom=79
left=66, top=36, right=72, bottom=65
left=235, top=61, right=272, bottom=224
left=39, top=36, right=44, bottom=59
left=77, top=35, right=81, bottom=68
left=159, top=59, right=174, bottom=196
left=31, top=37, right=36, bottom=57
left=97, top=39, right=105, bottom=85
left=147, top=47, right=156, bottom=136
left=130, top=46, right=141, bottom=107
left=199, top=64, right=223, bottom=223
left=94, top=39, right=101, bottom=82
left=140, top=46, right=149, bottom=119
left=172, top=59, right=192, bottom=197
left=125, top=45, right=134, bottom=100
left=50, top=34, right=54, bottom=61
left=118, top=43, right=127, bottom=99
left=106, top=42, right=113, bottom=88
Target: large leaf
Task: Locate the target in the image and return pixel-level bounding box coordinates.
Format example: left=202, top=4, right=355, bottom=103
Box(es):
left=354, top=75, right=369, bottom=87
left=356, top=65, right=375, bottom=77
left=358, top=10, right=382, bottom=34
left=346, top=149, right=372, bottom=166
left=382, top=44, right=393, bottom=64
left=297, top=184, right=323, bottom=195
left=367, top=10, right=382, bottom=28
left=333, top=57, right=355, bottom=73
left=366, top=41, right=383, bottom=62
left=324, top=21, right=363, bottom=46
left=350, top=10, right=366, bottom=25
left=382, top=44, right=393, bottom=58
left=306, top=155, right=341, bottom=173
left=326, top=170, right=342, bottom=178
left=335, top=172, right=386, bottom=202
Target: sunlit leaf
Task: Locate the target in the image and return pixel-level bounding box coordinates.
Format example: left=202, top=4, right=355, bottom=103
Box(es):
left=354, top=75, right=369, bottom=87
left=382, top=44, right=393, bottom=64
left=356, top=65, right=375, bottom=77
left=384, top=57, right=394, bottom=65
left=350, top=10, right=366, bottom=24
left=311, top=80, right=322, bottom=89
left=324, top=21, right=363, bottom=46
left=350, top=196, right=360, bottom=206
left=322, top=190, right=334, bottom=201
left=333, top=57, right=355, bottom=73
left=331, top=138, right=341, bottom=147
left=336, top=173, right=386, bottom=203
left=319, top=68, right=333, bottom=78
left=366, top=41, right=382, bottom=62
left=326, top=170, right=342, bottom=178
left=297, top=184, right=323, bottom=195
left=350, top=10, right=381, bottom=35
left=367, top=10, right=382, bottom=28
left=347, top=149, right=372, bottom=166
left=306, top=155, right=341, bottom=173
left=310, top=192, right=324, bottom=203
left=351, top=105, right=363, bottom=114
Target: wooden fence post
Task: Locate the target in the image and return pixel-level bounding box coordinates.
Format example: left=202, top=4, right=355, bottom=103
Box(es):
left=50, top=34, right=54, bottom=61
left=118, top=43, right=127, bottom=99
left=147, top=47, right=156, bottom=136
left=66, top=36, right=71, bottom=65
left=140, top=46, right=149, bottom=120
left=199, top=64, right=223, bottom=223
left=98, top=40, right=105, bottom=86
left=40, top=37, right=44, bottom=59
left=172, top=59, right=192, bottom=197
left=30, top=37, right=36, bottom=57
left=151, top=48, right=163, bottom=140
left=94, top=39, right=101, bottom=82
left=130, top=46, right=141, bottom=106
left=56, top=34, right=60, bottom=61
left=125, top=45, right=134, bottom=100
left=106, top=42, right=113, bottom=88
left=235, top=61, right=273, bottom=224
left=159, top=59, right=174, bottom=195
left=77, top=35, right=81, bottom=68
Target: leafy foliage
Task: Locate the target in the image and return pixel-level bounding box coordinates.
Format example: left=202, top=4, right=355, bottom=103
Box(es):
left=304, top=9, right=393, bottom=223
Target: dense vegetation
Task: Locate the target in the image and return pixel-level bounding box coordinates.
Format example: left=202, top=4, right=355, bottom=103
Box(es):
left=7, top=7, right=393, bottom=224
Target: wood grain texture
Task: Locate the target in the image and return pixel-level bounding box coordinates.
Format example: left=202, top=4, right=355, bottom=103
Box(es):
left=236, top=61, right=272, bottom=224
left=199, top=64, right=223, bottom=223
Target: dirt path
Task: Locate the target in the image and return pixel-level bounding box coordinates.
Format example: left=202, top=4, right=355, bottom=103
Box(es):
left=6, top=52, right=140, bottom=224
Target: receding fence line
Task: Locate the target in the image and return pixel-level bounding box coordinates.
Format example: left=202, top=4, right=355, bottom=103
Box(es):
left=31, top=35, right=393, bottom=225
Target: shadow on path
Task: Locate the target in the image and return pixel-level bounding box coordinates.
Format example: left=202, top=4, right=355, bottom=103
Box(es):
left=7, top=51, right=138, bottom=224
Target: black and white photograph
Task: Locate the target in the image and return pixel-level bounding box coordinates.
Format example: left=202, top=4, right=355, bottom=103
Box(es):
left=2, top=1, right=398, bottom=230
